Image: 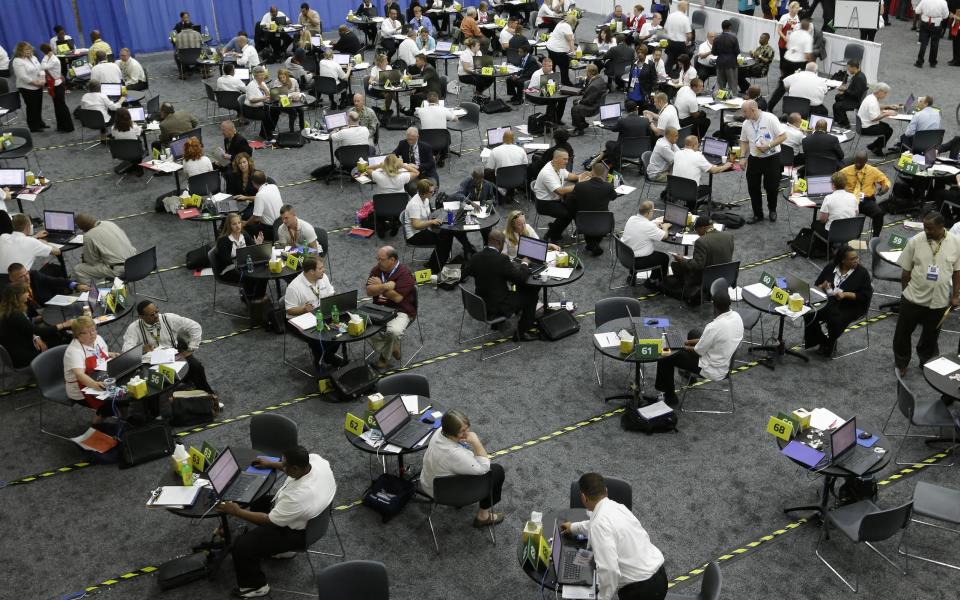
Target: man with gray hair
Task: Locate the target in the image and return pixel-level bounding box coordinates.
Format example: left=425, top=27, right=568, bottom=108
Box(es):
left=857, top=82, right=898, bottom=156
left=781, top=62, right=828, bottom=115
left=351, top=93, right=380, bottom=140
left=739, top=99, right=786, bottom=223
left=116, top=48, right=147, bottom=90
left=331, top=110, right=371, bottom=148
left=229, top=35, right=260, bottom=68
left=393, top=127, right=439, bottom=184
left=365, top=246, right=416, bottom=369
left=318, top=48, right=352, bottom=109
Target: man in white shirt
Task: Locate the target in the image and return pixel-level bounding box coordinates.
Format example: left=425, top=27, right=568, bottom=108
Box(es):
left=636, top=12, right=662, bottom=42
left=229, top=36, right=260, bottom=68
left=402, top=179, right=474, bottom=271
left=815, top=171, right=858, bottom=235
left=0, top=214, right=58, bottom=273
left=621, top=200, right=671, bottom=288
left=216, top=63, right=247, bottom=93
left=648, top=127, right=679, bottom=181
left=217, top=446, right=336, bottom=599
left=499, top=16, right=518, bottom=48
left=421, top=410, right=505, bottom=528
left=534, top=150, right=587, bottom=242
left=415, top=91, right=457, bottom=130
left=259, top=5, right=287, bottom=27
left=782, top=62, right=828, bottom=114
left=739, top=100, right=787, bottom=223
left=561, top=473, right=667, bottom=600
left=643, top=92, right=679, bottom=138
left=485, top=129, right=528, bottom=174
left=79, top=82, right=124, bottom=132
left=245, top=171, right=283, bottom=240
left=782, top=112, right=805, bottom=160
left=283, top=256, right=344, bottom=371
left=331, top=110, right=371, bottom=148
left=857, top=82, right=898, bottom=156
left=397, top=28, right=420, bottom=67
left=277, top=205, right=319, bottom=250
left=674, top=78, right=709, bottom=138
left=318, top=49, right=352, bottom=107
left=653, top=285, right=743, bottom=404
left=768, top=18, right=814, bottom=111
left=915, top=0, right=950, bottom=68
left=671, top=135, right=732, bottom=211
left=116, top=48, right=147, bottom=90
left=89, top=51, right=122, bottom=85
left=663, top=0, right=693, bottom=71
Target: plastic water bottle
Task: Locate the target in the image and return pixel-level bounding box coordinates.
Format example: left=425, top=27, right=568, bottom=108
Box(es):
left=204, top=26, right=210, bottom=38
left=245, top=255, right=254, bottom=273
left=560, top=290, right=567, bottom=310
left=315, top=308, right=324, bottom=331
left=330, top=304, right=340, bottom=324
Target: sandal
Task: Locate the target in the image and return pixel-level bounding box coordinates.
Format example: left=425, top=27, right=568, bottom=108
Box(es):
left=473, top=512, right=504, bottom=528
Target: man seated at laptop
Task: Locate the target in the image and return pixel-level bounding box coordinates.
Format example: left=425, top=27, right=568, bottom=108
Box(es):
left=7, top=262, right=90, bottom=305
left=839, top=151, right=890, bottom=238
left=421, top=409, right=505, bottom=528
left=621, top=201, right=672, bottom=290
left=812, top=171, right=858, bottom=242
left=653, top=284, right=743, bottom=405
left=804, top=245, right=873, bottom=356
left=561, top=473, right=667, bottom=600
left=781, top=113, right=805, bottom=166
left=217, top=446, right=336, bottom=599
left=365, top=246, right=417, bottom=369
left=670, top=136, right=732, bottom=213
left=284, top=256, right=346, bottom=374
left=587, top=100, right=650, bottom=171
left=121, top=300, right=217, bottom=397
left=668, top=214, right=734, bottom=305
left=465, top=230, right=539, bottom=341
left=0, top=214, right=60, bottom=274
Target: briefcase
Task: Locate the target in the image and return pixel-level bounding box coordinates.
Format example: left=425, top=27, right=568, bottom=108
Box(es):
left=118, top=421, right=175, bottom=468
left=537, top=308, right=580, bottom=341
left=158, top=552, right=211, bottom=590
left=275, top=131, right=305, bottom=148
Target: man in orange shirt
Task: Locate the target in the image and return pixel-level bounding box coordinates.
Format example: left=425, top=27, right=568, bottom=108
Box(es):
left=460, top=7, right=489, bottom=52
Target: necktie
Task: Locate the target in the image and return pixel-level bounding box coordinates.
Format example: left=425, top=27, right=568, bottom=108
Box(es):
left=412, top=145, right=419, bottom=167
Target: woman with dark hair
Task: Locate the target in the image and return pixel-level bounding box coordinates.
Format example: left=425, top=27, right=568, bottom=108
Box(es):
left=110, top=107, right=141, bottom=140
left=38, top=42, right=73, bottom=132
left=0, top=283, right=45, bottom=368
left=803, top=244, right=873, bottom=356
left=215, top=212, right=266, bottom=300
left=225, top=152, right=257, bottom=219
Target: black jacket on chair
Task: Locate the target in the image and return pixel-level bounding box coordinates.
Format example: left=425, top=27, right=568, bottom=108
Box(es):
left=801, top=131, right=844, bottom=167
left=610, top=113, right=650, bottom=142
left=393, top=139, right=439, bottom=181
left=420, top=63, right=444, bottom=96
left=466, top=246, right=530, bottom=314
left=333, top=31, right=362, bottom=55
left=224, top=133, right=253, bottom=160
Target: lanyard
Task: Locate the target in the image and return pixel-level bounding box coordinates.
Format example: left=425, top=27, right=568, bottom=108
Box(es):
left=929, top=238, right=943, bottom=258
left=380, top=264, right=399, bottom=283
left=834, top=268, right=851, bottom=288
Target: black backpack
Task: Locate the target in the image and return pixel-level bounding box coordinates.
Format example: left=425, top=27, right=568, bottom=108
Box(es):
left=620, top=400, right=679, bottom=434
left=711, top=211, right=745, bottom=229
left=527, top=112, right=546, bottom=135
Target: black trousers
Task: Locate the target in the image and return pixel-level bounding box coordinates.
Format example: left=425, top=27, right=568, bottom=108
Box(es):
left=832, top=95, right=859, bottom=126
left=809, top=103, right=828, bottom=116
left=220, top=268, right=268, bottom=299
left=917, top=22, right=943, bottom=66
left=571, top=102, right=599, bottom=130
left=541, top=200, right=572, bottom=242
left=803, top=299, right=862, bottom=348
left=893, top=297, right=945, bottom=369
left=738, top=65, right=766, bottom=92
left=952, top=32, right=960, bottom=63
left=654, top=328, right=703, bottom=395
left=245, top=220, right=276, bottom=242
left=19, top=87, right=45, bottom=130
left=231, top=495, right=307, bottom=589
left=679, top=113, right=710, bottom=140
left=460, top=73, right=493, bottom=94
left=746, top=154, right=781, bottom=217
left=183, top=353, right=214, bottom=393
left=480, top=463, right=506, bottom=509
left=618, top=566, right=668, bottom=600
left=306, top=339, right=343, bottom=374
left=634, top=251, right=670, bottom=281
left=407, top=228, right=475, bottom=272
left=665, top=40, right=687, bottom=74
left=862, top=122, right=893, bottom=150
left=245, top=105, right=275, bottom=138
left=859, top=196, right=885, bottom=237
left=548, top=49, right=572, bottom=85
left=506, top=75, right=526, bottom=99
left=51, top=84, right=74, bottom=132
left=492, top=286, right=539, bottom=330
left=125, top=81, right=148, bottom=91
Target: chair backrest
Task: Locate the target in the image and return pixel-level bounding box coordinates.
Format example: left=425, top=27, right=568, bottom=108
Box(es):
left=304, top=504, right=332, bottom=547
left=698, top=562, right=722, bottom=600
left=844, top=43, right=864, bottom=62
left=108, top=139, right=144, bottom=163
left=433, top=472, right=492, bottom=507
left=373, top=193, right=409, bottom=220
left=826, top=216, right=865, bottom=244
left=377, top=373, right=430, bottom=397
left=272, top=216, right=284, bottom=240
left=177, top=47, right=203, bottom=64
left=575, top=211, right=615, bottom=238
left=691, top=10, right=706, bottom=28
left=316, top=227, right=330, bottom=256
left=855, top=114, right=863, bottom=135
left=458, top=102, right=480, bottom=126
left=146, top=94, right=160, bottom=115
left=188, top=170, right=223, bottom=196
left=460, top=284, right=490, bottom=323
left=420, top=128, right=451, bottom=152
left=595, top=297, right=644, bottom=327
left=250, top=413, right=299, bottom=455
left=728, top=18, right=741, bottom=35
left=335, top=144, right=371, bottom=168
left=911, top=129, right=945, bottom=155
left=804, top=154, right=838, bottom=177
left=701, top=260, right=740, bottom=292
left=315, top=560, right=389, bottom=600
left=314, top=76, right=339, bottom=95
left=0, top=79, right=9, bottom=95
left=30, top=345, right=69, bottom=403
left=858, top=501, right=914, bottom=543
left=895, top=370, right=917, bottom=422
left=614, top=236, right=639, bottom=271
left=123, top=247, right=158, bottom=283
left=0, top=91, right=21, bottom=112
left=641, top=151, right=653, bottom=178
left=301, top=53, right=320, bottom=74
left=569, top=476, right=633, bottom=510
left=78, top=109, right=107, bottom=129
left=216, top=90, right=242, bottom=111
left=620, top=136, right=651, bottom=159
left=204, top=82, right=216, bottom=101
left=782, top=95, right=811, bottom=119
left=666, top=175, right=698, bottom=204
left=495, top=164, right=527, bottom=190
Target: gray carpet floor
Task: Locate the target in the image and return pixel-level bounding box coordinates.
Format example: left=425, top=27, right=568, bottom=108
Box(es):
left=1, top=9, right=959, bottom=600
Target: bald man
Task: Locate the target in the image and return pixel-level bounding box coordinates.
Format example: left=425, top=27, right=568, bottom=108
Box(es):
left=216, top=120, right=253, bottom=168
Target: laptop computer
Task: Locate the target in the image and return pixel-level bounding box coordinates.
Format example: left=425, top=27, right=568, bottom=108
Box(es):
left=473, top=55, right=494, bottom=70
left=274, top=15, right=289, bottom=26
left=127, top=106, right=146, bottom=122
left=323, top=111, right=349, bottom=131
left=516, top=235, right=548, bottom=276
left=234, top=67, right=250, bottom=81
left=663, top=330, right=685, bottom=351
left=830, top=417, right=882, bottom=476
left=808, top=114, right=833, bottom=132
left=333, top=53, right=351, bottom=66
left=435, top=40, right=453, bottom=54
left=56, top=38, right=76, bottom=52
left=902, top=93, right=916, bottom=114
left=702, top=137, right=729, bottom=165
left=43, top=210, right=78, bottom=244
left=373, top=395, right=433, bottom=449
left=0, top=168, right=26, bottom=189
left=378, top=69, right=402, bottom=86
left=72, top=63, right=92, bottom=78
left=101, top=83, right=123, bottom=99
left=235, top=243, right=273, bottom=267
left=107, top=345, right=144, bottom=380
left=580, top=42, right=599, bottom=56
left=168, top=136, right=190, bottom=162
left=486, top=126, right=507, bottom=147
left=806, top=174, right=834, bottom=198
left=207, top=447, right=268, bottom=504
left=552, top=519, right=596, bottom=586
left=785, top=274, right=811, bottom=304
left=663, top=201, right=689, bottom=241
left=320, top=289, right=359, bottom=317
left=923, top=145, right=939, bottom=168
left=599, top=102, right=621, bottom=127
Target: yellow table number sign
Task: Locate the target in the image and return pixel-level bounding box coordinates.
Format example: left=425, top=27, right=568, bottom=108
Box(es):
left=105, top=292, right=118, bottom=314
left=279, top=95, right=291, bottom=107
left=770, top=287, right=789, bottom=305
left=158, top=364, right=177, bottom=384
left=344, top=412, right=365, bottom=436
left=635, top=338, right=662, bottom=358
left=537, top=535, right=552, bottom=567
left=188, top=446, right=206, bottom=472
left=759, top=271, right=776, bottom=288
left=766, top=416, right=794, bottom=441
left=284, top=253, right=301, bottom=271
left=480, top=66, right=494, bottom=76
left=888, top=233, right=906, bottom=250
left=57, top=43, right=70, bottom=54
left=414, top=268, right=432, bottom=284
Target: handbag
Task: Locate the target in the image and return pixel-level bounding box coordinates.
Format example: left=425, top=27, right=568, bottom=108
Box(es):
left=169, top=391, right=219, bottom=427
left=536, top=308, right=580, bottom=341
left=185, top=244, right=212, bottom=270
left=118, top=421, right=175, bottom=468
left=362, top=472, right=417, bottom=523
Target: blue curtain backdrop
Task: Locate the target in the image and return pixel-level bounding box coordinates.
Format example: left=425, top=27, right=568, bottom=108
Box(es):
left=0, top=0, right=483, bottom=56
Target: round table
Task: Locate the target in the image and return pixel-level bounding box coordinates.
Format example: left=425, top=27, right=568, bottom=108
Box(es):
left=188, top=212, right=227, bottom=239
left=593, top=316, right=673, bottom=404
left=517, top=508, right=588, bottom=593
left=893, top=161, right=960, bottom=183
left=743, top=285, right=827, bottom=366
left=285, top=315, right=384, bottom=377
left=345, top=395, right=441, bottom=475
left=86, top=359, right=190, bottom=421
left=699, top=54, right=757, bottom=68
left=433, top=207, right=500, bottom=235
left=0, top=135, right=28, bottom=157
left=922, top=354, right=960, bottom=401
left=245, top=263, right=302, bottom=298
left=43, top=292, right=137, bottom=329
left=778, top=425, right=891, bottom=519
left=369, top=82, right=427, bottom=120
left=122, top=90, right=146, bottom=105
left=526, top=255, right=585, bottom=307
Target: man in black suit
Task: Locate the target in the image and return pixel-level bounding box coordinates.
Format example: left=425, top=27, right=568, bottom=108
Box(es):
left=7, top=263, right=90, bottom=305
left=571, top=64, right=608, bottom=136
left=588, top=100, right=651, bottom=169
left=333, top=25, right=362, bottom=55
left=553, top=162, right=618, bottom=256
left=408, top=54, right=443, bottom=110
left=832, top=59, right=867, bottom=128
left=801, top=118, right=844, bottom=173
left=393, top=127, right=440, bottom=185
left=215, top=120, right=253, bottom=169
left=507, top=45, right=539, bottom=105
left=465, top=230, right=539, bottom=341
left=601, top=34, right=633, bottom=92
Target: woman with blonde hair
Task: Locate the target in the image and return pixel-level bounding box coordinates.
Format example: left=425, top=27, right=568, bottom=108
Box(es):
left=368, top=154, right=420, bottom=236
left=182, top=137, right=214, bottom=178
left=502, top=210, right=560, bottom=258
left=271, top=68, right=305, bottom=131
left=368, top=52, right=395, bottom=112
left=296, top=28, right=312, bottom=50
left=63, top=316, right=119, bottom=421
left=12, top=41, right=47, bottom=131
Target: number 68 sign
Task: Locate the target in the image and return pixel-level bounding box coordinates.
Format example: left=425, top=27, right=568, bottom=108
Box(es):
left=766, top=416, right=794, bottom=441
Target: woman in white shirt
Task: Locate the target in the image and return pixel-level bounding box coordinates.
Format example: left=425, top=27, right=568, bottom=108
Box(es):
left=776, top=1, right=801, bottom=63
left=0, top=44, right=9, bottom=75
left=181, top=137, right=215, bottom=179
left=369, top=154, right=419, bottom=235
left=458, top=38, right=493, bottom=100
left=368, top=53, right=396, bottom=113
left=676, top=53, right=697, bottom=86
left=380, top=7, right=403, bottom=59
left=63, top=317, right=118, bottom=421
left=502, top=210, right=559, bottom=258
left=11, top=42, right=47, bottom=131
left=270, top=68, right=305, bottom=131
left=37, top=43, right=73, bottom=132
left=215, top=213, right=266, bottom=298
left=595, top=27, right=615, bottom=53
left=546, top=14, right=577, bottom=85
left=109, top=107, right=142, bottom=140
left=243, top=67, right=276, bottom=139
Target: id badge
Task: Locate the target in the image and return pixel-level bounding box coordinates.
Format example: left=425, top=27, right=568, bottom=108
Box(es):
left=927, top=265, right=940, bottom=281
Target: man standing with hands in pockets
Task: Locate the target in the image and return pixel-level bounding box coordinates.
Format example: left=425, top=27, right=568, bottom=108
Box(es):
left=739, top=100, right=787, bottom=225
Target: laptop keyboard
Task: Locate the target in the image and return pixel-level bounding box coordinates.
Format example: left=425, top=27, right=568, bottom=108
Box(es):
left=841, top=451, right=880, bottom=474
left=226, top=473, right=258, bottom=498
left=391, top=423, right=430, bottom=447
left=562, top=552, right=582, bottom=580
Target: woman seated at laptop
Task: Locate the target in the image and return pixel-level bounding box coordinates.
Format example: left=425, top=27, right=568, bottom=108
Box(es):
left=269, top=69, right=306, bottom=131
left=63, top=316, right=119, bottom=422
left=225, top=153, right=257, bottom=219
left=215, top=212, right=267, bottom=301
left=502, top=210, right=560, bottom=258
left=110, top=107, right=142, bottom=141
left=0, top=283, right=48, bottom=368
left=181, top=137, right=215, bottom=180
left=367, top=53, right=395, bottom=113
left=803, top=245, right=872, bottom=357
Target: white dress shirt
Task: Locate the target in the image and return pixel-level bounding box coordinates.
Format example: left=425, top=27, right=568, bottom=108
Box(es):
left=0, top=46, right=8, bottom=71
left=403, top=193, right=433, bottom=239
left=268, top=454, right=336, bottom=531
left=80, top=92, right=122, bottom=121
left=121, top=313, right=203, bottom=352
left=397, top=38, right=420, bottom=66
left=285, top=272, right=335, bottom=309
left=244, top=79, right=269, bottom=106
left=673, top=85, right=699, bottom=120
left=216, top=74, right=246, bottom=93
left=110, top=123, right=142, bottom=140
left=568, top=498, right=666, bottom=600
left=331, top=125, right=370, bottom=147
left=237, top=44, right=260, bottom=68
left=648, top=136, right=679, bottom=179
left=277, top=218, right=319, bottom=248
left=487, top=143, right=529, bottom=171
left=782, top=124, right=805, bottom=154
left=183, top=156, right=214, bottom=179
left=381, top=18, right=402, bottom=37
left=547, top=22, right=575, bottom=52
left=671, top=148, right=712, bottom=185
left=534, top=163, right=569, bottom=201
left=740, top=111, right=784, bottom=157
left=529, top=68, right=552, bottom=89
left=260, top=10, right=288, bottom=26
left=0, top=231, right=52, bottom=272
left=621, top=215, right=665, bottom=257
left=857, top=93, right=883, bottom=128
left=252, top=183, right=283, bottom=224
left=117, top=57, right=146, bottom=85
left=420, top=433, right=491, bottom=498
left=41, top=53, right=64, bottom=85
left=63, top=336, right=109, bottom=400
left=416, top=104, right=456, bottom=130
left=783, top=28, right=813, bottom=63
left=905, top=106, right=942, bottom=137
left=681, top=65, right=698, bottom=86
left=90, top=61, right=122, bottom=84
left=664, top=10, right=692, bottom=41
left=819, top=189, right=858, bottom=230
left=915, top=0, right=950, bottom=25
left=319, top=58, right=348, bottom=81
left=695, top=309, right=744, bottom=380
left=12, top=56, right=43, bottom=90
left=458, top=48, right=478, bottom=76
left=655, top=104, right=680, bottom=132
left=783, top=70, right=827, bottom=106
left=696, top=40, right=712, bottom=59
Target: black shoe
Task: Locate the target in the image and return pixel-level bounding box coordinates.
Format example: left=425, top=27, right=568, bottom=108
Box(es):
left=768, top=212, right=778, bottom=222
left=872, top=146, right=886, bottom=158
left=930, top=63, right=937, bottom=68
left=588, top=246, right=604, bottom=256
left=389, top=223, right=400, bottom=237
left=746, top=215, right=764, bottom=224
left=914, top=61, right=923, bottom=68
left=510, top=98, right=523, bottom=105
left=437, top=158, right=445, bottom=168
left=514, top=330, right=540, bottom=342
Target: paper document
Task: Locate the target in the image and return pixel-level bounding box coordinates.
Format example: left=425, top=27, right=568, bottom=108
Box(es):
left=680, top=234, right=699, bottom=246
left=354, top=62, right=370, bottom=70
left=212, top=192, right=232, bottom=202
left=546, top=251, right=558, bottom=264
left=561, top=585, right=597, bottom=599
left=775, top=304, right=811, bottom=318
left=70, top=234, right=84, bottom=244
left=743, top=282, right=772, bottom=298
left=289, top=312, right=317, bottom=330
left=442, top=201, right=461, bottom=211
left=696, top=95, right=714, bottom=103
left=151, top=360, right=186, bottom=373
left=728, top=286, right=742, bottom=301
left=879, top=250, right=902, bottom=264
left=480, top=147, right=492, bottom=159
left=544, top=267, right=573, bottom=279
left=523, top=143, right=549, bottom=150
left=150, top=486, right=201, bottom=507
left=809, top=407, right=844, bottom=431
left=359, top=429, right=384, bottom=448
left=452, top=108, right=466, bottom=117
left=593, top=332, right=620, bottom=348
left=904, top=221, right=923, bottom=230
left=614, top=185, right=637, bottom=195
left=71, top=427, right=118, bottom=453
left=401, top=394, right=420, bottom=413
left=637, top=400, right=673, bottom=420
left=382, top=443, right=402, bottom=454
left=149, top=348, right=177, bottom=365
left=462, top=224, right=481, bottom=231
left=924, top=356, right=960, bottom=376
left=354, top=175, right=371, bottom=184
left=45, top=295, right=78, bottom=307
left=788, top=196, right=816, bottom=207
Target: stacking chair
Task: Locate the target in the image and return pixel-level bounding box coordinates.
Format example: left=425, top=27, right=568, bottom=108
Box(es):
left=123, top=247, right=168, bottom=301
left=666, top=175, right=709, bottom=214
left=495, top=164, right=529, bottom=204
left=618, top=136, right=651, bottom=174
left=883, top=371, right=957, bottom=467
left=187, top=170, right=222, bottom=196
left=609, top=236, right=663, bottom=291
left=314, top=76, right=340, bottom=110
left=419, top=129, right=451, bottom=166
left=665, top=562, right=722, bottom=600
left=0, top=91, right=21, bottom=126
left=376, top=373, right=430, bottom=397
left=680, top=353, right=736, bottom=414
left=898, top=481, right=960, bottom=571
left=372, top=192, right=408, bottom=237
left=868, top=237, right=901, bottom=311
left=203, top=82, right=219, bottom=118
left=272, top=505, right=346, bottom=596
left=107, top=139, right=146, bottom=185
left=316, top=227, right=333, bottom=279
left=0, top=127, right=40, bottom=172
left=249, top=414, right=298, bottom=456
left=594, top=297, right=644, bottom=386
left=0, top=345, right=33, bottom=393
left=851, top=115, right=889, bottom=157
left=333, top=144, right=370, bottom=189
left=315, top=561, right=389, bottom=600
left=808, top=216, right=865, bottom=268
left=31, top=345, right=89, bottom=440
left=781, top=95, right=811, bottom=120
left=573, top=211, right=615, bottom=254
left=815, top=500, right=913, bottom=593
left=569, top=477, right=632, bottom=510
left=457, top=285, right=519, bottom=361
left=396, top=286, right=425, bottom=367
left=76, top=109, right=108, bottom=149
left=690, top=10, right=707, bottom=40
left=207, top=248, right=249, bottom=319
left=830, top=42, right=864, bottom=72
left=448, top=102, right=480, bottom=156
left=426, top=473, right=497, bottom=553
left=910, top=129, right=944, bottom=155
left=176, top=47, right=203, bottom=80
left=699, top=261, right=740, bottom=306
left=637, top=151, right=668, bottom=202
left=215, top=90, right=243, bottom=122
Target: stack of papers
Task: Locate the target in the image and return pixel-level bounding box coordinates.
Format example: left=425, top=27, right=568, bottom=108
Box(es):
left=45, top=295, right=78, bottom=307
left=289, top=312, right=318, bottom=330
left=543, top=267, right=573, bottom=279
left=743, top=282, right=772, bottom=298
left=593, top=332, right=620, bottom=348
left=146, top=486, right=201, bottom=508
left=150, top=360, right=186, bottom=373
left=148, top=348, right=177, bottom=365
left=809, top=407, right=844, bottom=431
left=638, top=400, right=673, bottom=420
left=401, top=395, right=421, bottom=413
left=614, top=185, right=637, bottom=195
left=680, top=234, right=699, bottom=246
left=775, top=304, right=812, bottom=318
left=924, top=356, right=960, bottom=376
left=879, top=250, right=902, bottom=264
left=354, top=175, right=371, bottom=184
left=728, top=286, right=742, bottom=301
left=523, top=143, right=550, bottom=150
left=788, top=196, right=816, bottom=207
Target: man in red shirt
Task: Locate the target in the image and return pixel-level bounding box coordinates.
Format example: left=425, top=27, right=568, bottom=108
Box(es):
left=365, top=246, right=417, bottom=369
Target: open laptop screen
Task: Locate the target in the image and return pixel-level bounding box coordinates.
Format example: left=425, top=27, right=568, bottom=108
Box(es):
left=168, top=136, right=190, bottom=160
left=333, top=53, right=350, bottom=65
left=486, top=127, right=506, bottom=146
left=703, top=137, right=728, bottom=158
left=374, top=396, right=409, bottom=437
left=807, top=175, right=833, bottom=196
left=517, top=235, right=548, bottom=262
left=599, top=103, right=621, bottom=121
left=208, top=448, right=240, bottom=495
left=368, top=155, right=386, bottom=167
left=809, top=114, right=833, bottom=132
left=664, top=202, right=688, bottom=229
left=324, top=111, right=348, bottom=130
left=830, top=417, right=857, bottom=461
left=435, top=40, right=452, bottom=53
left=234, top=67, right=250, bottom=80
left=101, top=83, right=122, bottom=97
left=127, top=106, right=146, bottom=121
left=44, top=210, right=75, bottom=233
left=0, top=168, right=26, bottom=187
